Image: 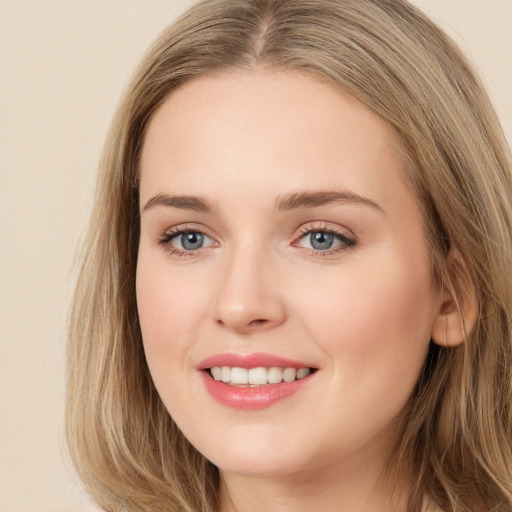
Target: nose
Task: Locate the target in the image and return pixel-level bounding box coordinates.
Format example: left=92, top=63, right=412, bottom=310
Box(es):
left=214, top=243, right=286, bottom=334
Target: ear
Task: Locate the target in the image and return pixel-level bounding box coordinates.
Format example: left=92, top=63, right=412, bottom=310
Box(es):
left=431, top=249, right=477, bottom=347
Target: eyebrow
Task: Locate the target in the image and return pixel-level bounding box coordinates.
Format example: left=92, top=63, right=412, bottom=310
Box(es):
left=142, top=193, right=214, bottom=213
left=275, top=190, right=384, bottom=213
left=141, top=190, right=384, bottom=214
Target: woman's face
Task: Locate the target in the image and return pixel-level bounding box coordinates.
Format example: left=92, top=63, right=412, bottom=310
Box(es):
left=137, top=69, right=442, bottom=479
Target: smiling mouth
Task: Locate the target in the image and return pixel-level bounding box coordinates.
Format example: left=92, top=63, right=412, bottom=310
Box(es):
left=208, top=366, right=315, bottom=386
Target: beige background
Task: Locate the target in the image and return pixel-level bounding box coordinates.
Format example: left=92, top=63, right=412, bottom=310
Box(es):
left=0, top=2, right=510, bottom=511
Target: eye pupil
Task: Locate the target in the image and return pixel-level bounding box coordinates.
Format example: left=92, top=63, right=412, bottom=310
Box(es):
left=310, top=231, right=334, bottom=250
left=181, top=232, right=204, bottom=250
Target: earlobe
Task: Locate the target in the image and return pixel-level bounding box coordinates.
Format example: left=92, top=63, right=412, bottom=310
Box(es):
left=431, top=250, right=477, bottom=347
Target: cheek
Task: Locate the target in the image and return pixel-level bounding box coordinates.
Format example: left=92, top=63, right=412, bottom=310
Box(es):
left=135, top=255, right=208, bottom=419
left=349, top=269, right=433, bottom=345
left=298, top=252, right=436, bottom=391
left=136, top=254, right=204, bottom=365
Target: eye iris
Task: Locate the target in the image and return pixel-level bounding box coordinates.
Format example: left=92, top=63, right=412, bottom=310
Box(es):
left=310, top=231, right=334, bottom=250
left=181, top=232, right=203, bottom=250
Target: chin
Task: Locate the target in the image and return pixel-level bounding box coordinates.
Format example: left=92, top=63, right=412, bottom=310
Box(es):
left=191, top=425, right=325, bottom=479
left=213, top=452, right=311, bottom=479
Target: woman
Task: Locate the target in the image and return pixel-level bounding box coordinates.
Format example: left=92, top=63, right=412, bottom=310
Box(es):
left=66, top=0, right=512, bottom=511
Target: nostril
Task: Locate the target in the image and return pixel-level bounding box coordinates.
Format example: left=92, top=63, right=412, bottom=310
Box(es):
left=248, top=319, right=268, bottom=327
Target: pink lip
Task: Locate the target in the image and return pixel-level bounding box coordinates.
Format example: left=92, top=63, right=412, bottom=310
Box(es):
left=196, top=352, right=315, bottom=370
left=196, top=352, right=317, bottom=410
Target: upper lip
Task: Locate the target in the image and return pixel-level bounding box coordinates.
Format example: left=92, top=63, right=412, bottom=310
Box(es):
left=196, top=352, right=316, bottom=370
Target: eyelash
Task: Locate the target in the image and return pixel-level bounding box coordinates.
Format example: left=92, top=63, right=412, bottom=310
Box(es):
left=295, top=223, right=357, bottom=257
left=156, top=223, right=357, bottom=258
left=156, top=224, right=216, bottom=258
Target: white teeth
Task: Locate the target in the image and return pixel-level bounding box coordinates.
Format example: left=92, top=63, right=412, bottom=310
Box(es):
left=282, top=368, right=297, bottom=382
left=210, top=366, right=312, bottom=386
left=296, top=368, right=311, bottom=379
left=268, top=367, right=282, bottom=384
left=248, top=367, right=268, bottom=385
left=230, top=367, right=249, bottom=385
left=221, top=366, right=231, bottom=383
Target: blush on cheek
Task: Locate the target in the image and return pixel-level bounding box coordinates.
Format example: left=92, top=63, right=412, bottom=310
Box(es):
left=136, top=263, right=175, bottom=357
left=137, top=268, right=206, bottom=366
left=319, top=266, right=433, bottom=371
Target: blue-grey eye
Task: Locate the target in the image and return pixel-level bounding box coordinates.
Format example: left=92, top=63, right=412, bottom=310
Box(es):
left=159, top=229, right=215, bottom=254
left=310, top=231, right=335, bottom=250
left=180, top=232, right=205, bottom=250
left=298, top=229, right=355, bottom=253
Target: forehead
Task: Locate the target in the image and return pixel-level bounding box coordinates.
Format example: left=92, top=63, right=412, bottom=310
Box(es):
left=139, top=69, right=415, bottom=218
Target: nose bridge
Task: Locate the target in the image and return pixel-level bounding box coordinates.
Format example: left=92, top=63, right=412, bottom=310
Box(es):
left=214, top=236, right=285, bottom=332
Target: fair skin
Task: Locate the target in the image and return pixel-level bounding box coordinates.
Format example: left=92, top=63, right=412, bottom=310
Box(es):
left=137, top=68, right=456, bottom=512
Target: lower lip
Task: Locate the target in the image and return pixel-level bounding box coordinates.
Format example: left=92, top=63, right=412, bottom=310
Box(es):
left=199, top=371, right=315, bottom=410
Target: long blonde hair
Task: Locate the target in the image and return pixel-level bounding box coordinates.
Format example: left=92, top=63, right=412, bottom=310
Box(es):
left=66, top=1, right=512, bottom=510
